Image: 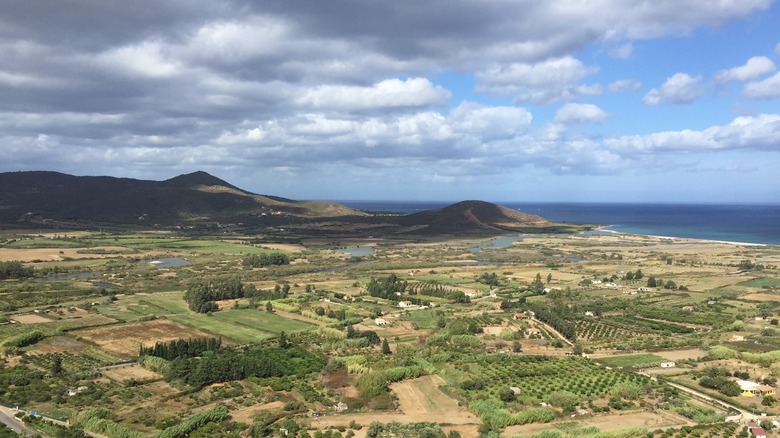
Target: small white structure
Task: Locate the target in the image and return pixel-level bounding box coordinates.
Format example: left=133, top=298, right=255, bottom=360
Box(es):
left=638, top=287, right=652, bottom=292
left=660, top=361, right=676, bottom=368
left=398, top=301, right=413, bottom=308
left=732, top=335, right=746, bottom=342
left=374, top=318, right=387, bottom=326
left=584, top=311, right=594, bottom=317
left=464, top=291, right=477, bottom=297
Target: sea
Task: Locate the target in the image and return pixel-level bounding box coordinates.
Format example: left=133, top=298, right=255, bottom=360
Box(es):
left=339, top=201, right=780, bottom=246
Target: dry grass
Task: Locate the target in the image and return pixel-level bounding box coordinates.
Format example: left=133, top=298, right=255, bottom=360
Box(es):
left=75, top=320, right=215, bottom=356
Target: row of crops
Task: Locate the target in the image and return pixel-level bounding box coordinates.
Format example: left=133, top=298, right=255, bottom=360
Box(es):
left=458, top=354, right=653, bottom=402
left=24, top=350, right=117, bottom=375
left=653, top=423, right=747, bottom=438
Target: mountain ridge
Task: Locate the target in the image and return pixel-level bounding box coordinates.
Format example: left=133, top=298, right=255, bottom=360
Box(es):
left=0, top=171, right=566, bottom=235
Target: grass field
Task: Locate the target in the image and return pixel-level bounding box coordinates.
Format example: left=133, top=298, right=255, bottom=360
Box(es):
left=597, top=353, right=667, bottom=368
left=172, top=309, right=315, bottom=343
left=96, top=292, right=316, bottom=343
left=737, top=277, right=780, bottom=288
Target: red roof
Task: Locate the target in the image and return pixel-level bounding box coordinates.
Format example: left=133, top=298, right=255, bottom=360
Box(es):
left=750, top=427, right=767, bottom=436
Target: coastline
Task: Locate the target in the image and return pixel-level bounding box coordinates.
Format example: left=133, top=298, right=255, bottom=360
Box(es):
left=589, top=225, right=769, bottom=247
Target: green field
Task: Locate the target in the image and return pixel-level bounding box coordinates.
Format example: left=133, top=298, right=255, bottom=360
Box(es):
left=737, top=277, right=780, bottom=288
left=95, top=292, right=315, bottom=343
left=172, top=309, right=315, bottom=343
left=597, top=353, right=667, bottom=368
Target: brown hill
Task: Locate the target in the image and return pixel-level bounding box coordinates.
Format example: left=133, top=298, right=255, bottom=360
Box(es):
left=390, top=200, right=552, bottom=235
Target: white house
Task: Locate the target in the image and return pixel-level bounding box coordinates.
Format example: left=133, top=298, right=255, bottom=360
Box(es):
left=398, top=301, right=413, bottom=308
left=374, top=318, right=387, bottom=326
left=638, top=287, right=652, bottom=292
left=660, top=361, right=676, bottom=368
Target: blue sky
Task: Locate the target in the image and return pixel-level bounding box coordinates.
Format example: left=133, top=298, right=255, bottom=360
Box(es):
left=0, top=0, right=779, bottom=203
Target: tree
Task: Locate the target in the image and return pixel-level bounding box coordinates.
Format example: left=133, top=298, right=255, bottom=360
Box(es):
left=266, top=301, right=274, bottom=313
left=546, top=273, right=552, bottom=284
left=52, top=355, right=63, bottom=375
left=762, top=395, right=777, bottom=407
left=278, top=331, right=288, bottom=348
left=381, top=338, right=391, bottom=355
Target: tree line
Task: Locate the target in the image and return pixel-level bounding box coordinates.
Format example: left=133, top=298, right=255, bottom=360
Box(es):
left=242, top=253, right=291, bottom=268
left=0, top=260, right=34, bottom=280
left=184, top=276, right=289, bottom=313
left=166, top=345, right=325, bottom=388
left=530, top=304, right=577, bottom=342
left=139, top=337, right=222, bottom=361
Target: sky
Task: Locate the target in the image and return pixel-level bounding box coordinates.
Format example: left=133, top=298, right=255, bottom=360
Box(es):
left=1, top=1, right=780, bottom=203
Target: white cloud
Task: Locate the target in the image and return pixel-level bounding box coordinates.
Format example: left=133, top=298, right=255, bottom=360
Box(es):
left=296, top=78, right=451, bottom=110
left=605, top=114, right=780, bottom=153
left=95, top=41, right=181, bottom=78
left=554, top=103, right=609, bottom=124
left=715, top=56, right=776, bottom=82
left=609, top=43, right=634, bottom=59
left=475, top=57, right=600, bottom=104
left=743, top=72, right=780, bottom=99
left=449, top=102, right=533, bottom=139
left=643, top=73, right=704, bottom=105
left=607, top=79, right=642, bottom=93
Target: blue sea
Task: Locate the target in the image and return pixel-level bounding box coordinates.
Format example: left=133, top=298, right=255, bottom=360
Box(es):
left=339, top=201, right=780, bottom=246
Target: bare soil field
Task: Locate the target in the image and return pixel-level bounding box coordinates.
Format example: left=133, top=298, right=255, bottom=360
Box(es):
left=0, top=246, right=133, bottom=262
left=228, top=401, right=285, bottom=425
left=33, top=335, right=92, bottom=354
left=75, top=320, right=215, bottom=356
left=314, top=375, right=478, bottom=429
left=12, top=313, right=53, bottom=324
left=101, top=364, right=162, bottom=382
left=742, top=293, right=780, bottom=302
left=502, top=410, right=692, bottom=436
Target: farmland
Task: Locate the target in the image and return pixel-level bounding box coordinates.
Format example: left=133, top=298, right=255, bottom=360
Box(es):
left=1, top=229, right=780, bottom=437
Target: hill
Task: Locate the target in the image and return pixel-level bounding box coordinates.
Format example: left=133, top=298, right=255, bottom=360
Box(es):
left=0, top=171, right=363, bottom=227
left=388, top=200, right=554, bottom=235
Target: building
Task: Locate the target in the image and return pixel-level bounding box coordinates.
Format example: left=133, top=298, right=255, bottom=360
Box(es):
left=737, top=380, right=776, bottom=397
left=527, top=327, right=542, bottom=337
left=513, top=313, right=528, bottom=320
left=660, top=361, right=676, bottom=368
left=749, top=427, right=767, bottom=438
left=398, top=301, right=413, bottom=308
left=374, top=318, right=387, bottom=326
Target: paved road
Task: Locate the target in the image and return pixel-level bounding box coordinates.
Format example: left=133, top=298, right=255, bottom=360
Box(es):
left=0, top=405, right=44, bottom=437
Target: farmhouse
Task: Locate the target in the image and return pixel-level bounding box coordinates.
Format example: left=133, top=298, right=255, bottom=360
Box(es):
left=398, top=301, right=413, bottom=308
left=660, top=361, right=676, bottom=368
left=374, top=318, right=387, bottom=326
left=513, top=313, right=529, bottom=320
left=526, top=327, right=542, bottom=337
left=737, top=380, right=776, bottom=397
left=637, top=287, right=652, bottom=292
left=749, top=426, right=767, bottom=438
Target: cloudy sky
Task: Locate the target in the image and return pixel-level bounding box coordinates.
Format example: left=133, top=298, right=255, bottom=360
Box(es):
left=2, top=1, right=779, bottom=203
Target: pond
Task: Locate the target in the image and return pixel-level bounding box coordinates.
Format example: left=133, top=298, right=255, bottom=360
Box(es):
left=335, top=246, right=374, bottom=257
left=148, top=257, right=191, bottom=268
left=36, top=271, right=121, bottom=288
left=469, top=235, right=524, bottom=253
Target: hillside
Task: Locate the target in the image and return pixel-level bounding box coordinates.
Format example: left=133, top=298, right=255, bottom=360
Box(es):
left=0, top=171, right=363, bottom=227
left=389, top=200, right=554, bottom=235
